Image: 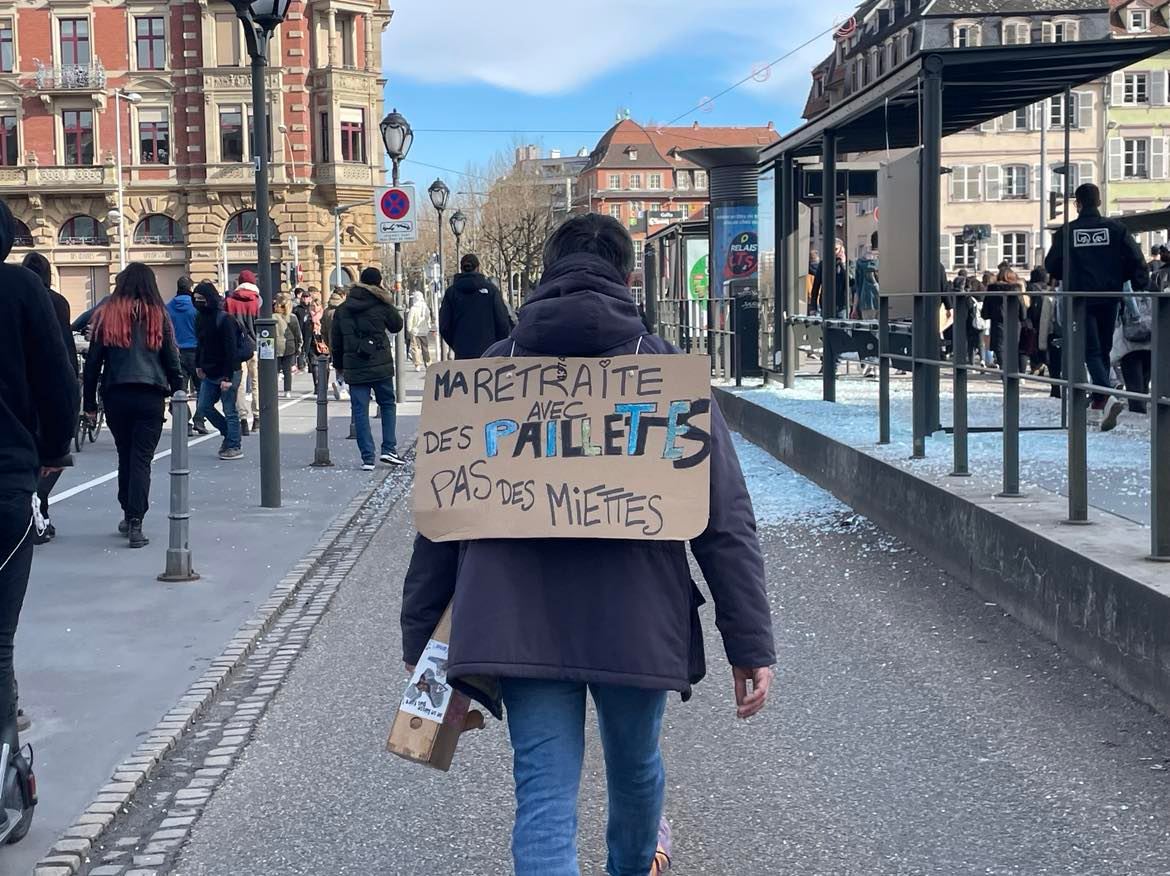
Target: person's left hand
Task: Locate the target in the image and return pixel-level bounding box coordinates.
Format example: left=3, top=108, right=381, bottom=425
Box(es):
left=733, top=665, right=773, bottom=719
left=220, top=380, right=232, bottom=391
left=84, top=410, right=98, bottom=426
left=40, top=466, right=64, bottom=477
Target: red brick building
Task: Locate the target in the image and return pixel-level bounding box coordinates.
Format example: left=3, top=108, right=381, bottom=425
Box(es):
left=1, top=0, right=389, bottom=314
left=574, top=117, right=779, bottom=296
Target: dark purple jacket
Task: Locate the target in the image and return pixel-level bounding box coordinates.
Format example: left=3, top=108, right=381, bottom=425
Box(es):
left=401, top=253, right=774, bottom=716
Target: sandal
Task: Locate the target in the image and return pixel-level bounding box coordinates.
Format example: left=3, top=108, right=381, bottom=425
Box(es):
left=650, top=817, right=672, bottom=874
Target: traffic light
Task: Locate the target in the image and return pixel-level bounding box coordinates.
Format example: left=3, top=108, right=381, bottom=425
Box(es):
left=1049, top=191, right=1063, bottom=221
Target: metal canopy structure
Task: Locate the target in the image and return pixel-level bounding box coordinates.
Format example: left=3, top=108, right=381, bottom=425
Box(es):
left=762, top=38, right=1170, bottom=162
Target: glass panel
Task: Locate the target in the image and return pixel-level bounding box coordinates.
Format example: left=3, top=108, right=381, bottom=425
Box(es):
left=0, top=21, right=13, bottom=73
left=220, top=106, right=243, bottom=162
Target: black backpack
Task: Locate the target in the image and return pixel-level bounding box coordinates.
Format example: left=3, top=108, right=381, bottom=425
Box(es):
left=224, top=313, right=255, bottom=364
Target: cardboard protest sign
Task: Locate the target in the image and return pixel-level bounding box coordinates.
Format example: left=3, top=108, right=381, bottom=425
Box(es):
left=414, top=355, right=712, bottom=542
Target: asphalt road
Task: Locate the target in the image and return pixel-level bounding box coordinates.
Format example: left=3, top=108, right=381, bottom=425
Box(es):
left=168, top=442, right=1170, bottom=876
left=10, top=370, right=422, bottom=875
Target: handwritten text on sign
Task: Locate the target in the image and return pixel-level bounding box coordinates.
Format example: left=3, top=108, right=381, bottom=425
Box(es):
left=414, top=355, right=712, bottom=541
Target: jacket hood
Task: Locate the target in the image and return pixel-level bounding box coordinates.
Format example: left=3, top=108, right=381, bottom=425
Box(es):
left=327, top=290, right=346, bottom=307
left=0, top=199, right=14, bottom=262
left=231, top=284, right=260, bottom=302
left=511, top=253, right=646, bottom=356
left=452, top=272, right=489, bottom=293
left=346, top=283, right=393, bottom=310
left=410, top=291, right=426, bottom=307
left=169, top=294, right=196, bottom=314
left=194, top=285, right=224, bottom=311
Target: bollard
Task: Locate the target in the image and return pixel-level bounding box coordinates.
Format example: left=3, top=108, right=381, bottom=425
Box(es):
left=312, top=357, right=333, bottom=467
left=158, top=390, right=199, bottom=582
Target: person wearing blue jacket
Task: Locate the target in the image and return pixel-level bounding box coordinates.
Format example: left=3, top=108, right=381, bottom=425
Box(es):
left=166, top=276, right=203, bottom=435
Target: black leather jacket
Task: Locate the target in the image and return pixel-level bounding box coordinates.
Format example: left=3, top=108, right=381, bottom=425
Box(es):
left=83, top=317, right=184, bottom=411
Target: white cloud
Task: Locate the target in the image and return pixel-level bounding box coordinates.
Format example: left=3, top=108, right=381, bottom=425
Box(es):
left=383, top=0, right=852, bottom=97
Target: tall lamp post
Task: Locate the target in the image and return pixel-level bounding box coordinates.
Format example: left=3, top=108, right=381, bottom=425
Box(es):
left=231, top=0, right=292, bottom=509
left=428, top=178, right=450, bottom=359
left=449, top=209, right=467, bottom=266
left=380, top=108, right=413, bottom=395
left=111, top=90, right=142, bottom=271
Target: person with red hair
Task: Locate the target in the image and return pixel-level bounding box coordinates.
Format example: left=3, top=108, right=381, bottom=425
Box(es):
left=83, top=263, right=183, bottom=548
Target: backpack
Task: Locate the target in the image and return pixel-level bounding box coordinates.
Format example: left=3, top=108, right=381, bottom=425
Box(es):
left=225, top=313, right=255, bottom=363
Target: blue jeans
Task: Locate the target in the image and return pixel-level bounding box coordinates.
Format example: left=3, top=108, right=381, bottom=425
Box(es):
left=195, top=372, right=241, bottom=450
left=349, top=379, right=396, bottom=463
left=501, top=678, right=667, bottom=876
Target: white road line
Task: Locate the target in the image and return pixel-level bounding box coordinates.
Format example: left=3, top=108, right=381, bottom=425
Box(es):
left=49, top=392, right=317, bottom=506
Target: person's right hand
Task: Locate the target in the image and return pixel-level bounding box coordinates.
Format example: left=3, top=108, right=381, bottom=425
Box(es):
left=219, top=380, right=232, bottom=391
left=196, top=368, right=206, bottom=380
left=733, top=666, right=773, bottom=719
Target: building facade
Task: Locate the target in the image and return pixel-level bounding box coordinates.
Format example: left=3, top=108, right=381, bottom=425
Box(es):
left=513, top=144, right=591, bottom=222
left=801, top=0, right=1170, bottom=276
left=0, top=0, right=389, bottom=315
left=574, top=116, right=778, bottom=296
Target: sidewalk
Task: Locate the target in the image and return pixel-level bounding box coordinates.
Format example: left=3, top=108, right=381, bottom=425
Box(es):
left=94, top=435, right=1170, bottom=875
left=12, top=369, right=422, bottom=875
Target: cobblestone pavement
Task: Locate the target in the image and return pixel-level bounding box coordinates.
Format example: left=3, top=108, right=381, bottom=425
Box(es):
left=52, top=443, right=1170, bottom=876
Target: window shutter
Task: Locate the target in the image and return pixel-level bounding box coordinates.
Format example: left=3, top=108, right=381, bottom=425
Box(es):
left=1077, top=91, right=1093, bottom=129
left=979, top=116, right=996, bottom=133
left=1159, top=71, right=1170, bottom=107
left=1031, top=101, right=1043, bottom=131
left=948, top=168, right=960, bottom=201
left=1000, top=113, right=1015, bottom=131
left=1108, top=137, right=1123, bottom=180
left=983, top=235, right=1000, bottom=271
left=1155, top=137, right=1170, bottom=179
left=1078, top=160, right=1094, bottom=185
left=1041, top=21, right=1054, bottom=42
left=940, top=234, right=953, bottom=271
left=984, top=164, right=1002, bottom=200
left=1032, top=164, right=1042, bottom=200
left=1111, top=72, right=1125, bottom=106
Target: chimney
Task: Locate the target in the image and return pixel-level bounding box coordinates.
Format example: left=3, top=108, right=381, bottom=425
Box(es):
left=550, top=148, right=561, bottom=159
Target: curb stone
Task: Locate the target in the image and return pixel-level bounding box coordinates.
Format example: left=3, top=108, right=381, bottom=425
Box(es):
left=34, top=451, right=414, bottom=876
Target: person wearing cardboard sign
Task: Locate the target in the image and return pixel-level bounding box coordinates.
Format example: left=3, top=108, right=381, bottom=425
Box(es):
left=402, top=213, right=775, bottom=876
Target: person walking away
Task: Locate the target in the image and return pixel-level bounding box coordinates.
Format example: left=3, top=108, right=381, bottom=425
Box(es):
left=322, top=286, right=347, bottom=400
left=806, top=247, right=820, bottom=313
left=439, top=254, right=511, bottom=360
left=306, top=295, right=328, bottom=394
left=854, top=232, right=880, bottom=319
left=166, top=276, right=204, bottom=436
left=193, top=282, right=245, bottom=460
left=1045, top=183, right=1148, bottom=413
left=20, top=252, right=77, bottom=545
left=406, top=290, right=433, bottom=371
left=83, top=264, right=183, bottom=548
left=1102, top=286, right=1153, bottom=432
left=330, top=268, right=404, bottom=470
left=1024, top=268, right=1050, bottom=374
left=0, top=200, right=75, bottom=838
left=273, top=294, right=303, bottom=398
left=810, top=238, right=849, bottom=319
left=226, top=271, right=261, bottom=435
left=402, top=213, right=775, bottom=876
left=292, top=288, right=312, bottom=371
left=982, top=268, right=1028, bottom=372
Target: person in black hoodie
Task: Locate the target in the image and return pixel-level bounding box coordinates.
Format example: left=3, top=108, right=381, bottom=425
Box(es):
left=84, top=263, right=183, bottom=547
left=402, top=213, right=775, bottom=876
left=21, top=252, right=77, bottom=544
left=192, top=282, right=244, bottom=460
left=438, top=253, right=512, bottom=359
left=0, top=198, right=76, bottom=836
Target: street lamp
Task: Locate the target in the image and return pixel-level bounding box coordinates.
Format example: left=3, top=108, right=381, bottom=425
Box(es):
left=112, top=90, right=141, bottom=271
left=230, top=0, right=293, bottom=509
left=449, top=209, right=467, bottom=265
left=379, top=108, right=413, bottom=396
left=428, top=178, right=450, bottom=358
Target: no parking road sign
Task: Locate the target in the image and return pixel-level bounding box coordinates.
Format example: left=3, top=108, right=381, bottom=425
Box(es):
left=376, top=185, right=418, bottom=243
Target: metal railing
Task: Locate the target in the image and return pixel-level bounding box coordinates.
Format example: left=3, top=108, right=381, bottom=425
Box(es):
left=655, top=296, right=743, bottom=383
left=873, top=287, right=1170, bottom=562
left=32, top=61, right=106, bottom=91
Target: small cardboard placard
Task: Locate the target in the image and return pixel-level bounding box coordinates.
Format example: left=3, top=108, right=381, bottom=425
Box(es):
left=414, top=355, right=712, bottom=542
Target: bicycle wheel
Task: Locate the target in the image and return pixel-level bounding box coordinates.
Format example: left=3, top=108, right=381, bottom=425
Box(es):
left=74, top=415, right=83, bottom=453
left=89, top=410, right=104, bottom=443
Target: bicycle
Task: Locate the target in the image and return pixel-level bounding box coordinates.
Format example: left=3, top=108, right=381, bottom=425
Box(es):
left=73, top=348, right=103, bottom=452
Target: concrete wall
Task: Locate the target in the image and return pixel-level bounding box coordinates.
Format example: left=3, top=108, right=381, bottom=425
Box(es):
left=716, top=387, right=1170, bottom=718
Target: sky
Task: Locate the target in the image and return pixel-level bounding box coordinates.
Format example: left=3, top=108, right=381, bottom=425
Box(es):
left=381, top=0, right=858, bottom=190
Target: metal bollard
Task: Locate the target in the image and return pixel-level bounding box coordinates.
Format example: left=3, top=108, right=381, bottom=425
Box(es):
left=312, top=357, right=333, bottom=467
left=158, top=391, right=199, bottom=582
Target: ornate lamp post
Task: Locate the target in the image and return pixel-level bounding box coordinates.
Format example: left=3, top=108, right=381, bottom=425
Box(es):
left=380, top=108, right=413, bottom=392
left=449, top=209, right=467, bottom=266
left=230, top=0, right=293, bottom=509
left=428, top=178, right=450, bottom=358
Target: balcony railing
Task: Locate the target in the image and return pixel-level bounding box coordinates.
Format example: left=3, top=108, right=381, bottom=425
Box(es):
left=33, top=60, right=107, bottom=91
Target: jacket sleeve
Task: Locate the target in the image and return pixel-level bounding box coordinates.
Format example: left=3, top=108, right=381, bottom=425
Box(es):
left=53, top=293, right=78, bottom=374
left=688, top=398, right=776, bottom=669
left=810, top=262, right=823, bottom=298
left=1044, top=229, right=1064, bottom=282
left=438, top=289, right=454, bottom=345
left=401, top=534, right=459, bottom=664
left=384, top=302, right=404, bottom=335
left=291, top=315, right=303, bottom=351
left=491, top=284, right=512, bottom=341
left=330, top=311, right=344, bottom=372
left=1120, top=225, right=1150, bottom=291
left=82, top=333, right=104, bottom=414
left=27, top=285, right=79, bottom=466
left=218, top=314, right=237, bottom=373
left=161, top=322, right=184, bottom=393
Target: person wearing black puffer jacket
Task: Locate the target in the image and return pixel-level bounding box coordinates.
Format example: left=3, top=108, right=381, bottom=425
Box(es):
left=438, top=253, right=512, bottom=359
left=0, top=198, right=76, bottom=836
left=402, top=213, right=775, bottom=876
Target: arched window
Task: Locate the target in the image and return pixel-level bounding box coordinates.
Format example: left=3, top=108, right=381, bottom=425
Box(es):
left=224, top=210, right=278, bottom=244
left=12, top=219, right=32, bottom=247
left=134, top=214, right=184, bottom=245
left=59, top=215, right=107, bottom=245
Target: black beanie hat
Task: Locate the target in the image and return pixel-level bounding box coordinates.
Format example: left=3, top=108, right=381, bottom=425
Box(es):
left=360, top=267, right=382, bottom=286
